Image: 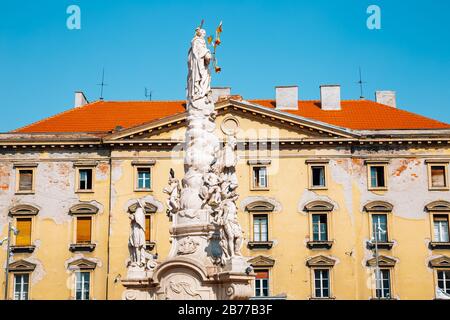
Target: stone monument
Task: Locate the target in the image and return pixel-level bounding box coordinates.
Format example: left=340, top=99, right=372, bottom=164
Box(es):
left=121, top=23, right=254, bottom=300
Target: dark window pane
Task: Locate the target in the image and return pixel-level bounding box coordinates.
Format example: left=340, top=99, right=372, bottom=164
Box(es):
left=19, top=170, right=33, bottom=191
left=312, top=166, right=325, bottom=187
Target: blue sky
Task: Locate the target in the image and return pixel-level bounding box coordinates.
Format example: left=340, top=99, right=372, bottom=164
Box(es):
left=0, top=0, right=449, bottom=132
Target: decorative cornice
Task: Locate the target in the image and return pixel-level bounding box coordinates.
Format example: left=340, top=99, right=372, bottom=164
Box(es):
left=69, top=203, right=99, bottom=215
left=306, top=255, right=336, bottom=267
left=9, top=259, right=36, bottom=272
left=248, top=255, right=275, bottom=267
left=363, top=201, right=394, bottom=213
left=429, top=256, right=450, bottom=268
left=366, top=255, right=397, bottom=267
left=304, top=200, right=334, bottom=212
left=425, top=201, right=450, bottom=212
left=9, top=204, right=39, bottom=216
left=67, top=258, right=97, bottom=271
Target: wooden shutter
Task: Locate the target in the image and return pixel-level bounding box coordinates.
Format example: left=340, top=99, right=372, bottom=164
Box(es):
left=16, top=218, right=32, bottom=246
left=19, top=170, right=33, bottom=191
left=145, top=215, right=151, bottom=242
left=76, top=217, right=92, bottom=243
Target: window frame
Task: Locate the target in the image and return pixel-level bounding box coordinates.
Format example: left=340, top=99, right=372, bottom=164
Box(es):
left=15, top=166, right=37, bottom=194
left=134, top=166, right=153, bottom=192
left=69, top=204, right=98, bottom=252
left=306, top=160, right=329, bottom=190
left=14, top=216, right=33, bottom=247
left=364, top=201, right=394, bottom=250
left=436, top=269, right=450, bottom=296
left=311, top=213, right=329, bottom=242
left=73, top=271, right=92, bottom=301
left=75, top=216, right=93, bottom=244
left=246, top=201, right=276, bottom=250
left=432, top=214, right=450, bottom=243
left=12, top=272, right=30, bottom=300
left=367, top=163, right=388, bottom=191
left=373, top=268, right=392, bottom=300
left=253, top=268, right=270, bottom=298
left=312, top=268, right=332, bottom=299
left=251, top=165, right=269, bottom=190
left=76, top=167, right=94, bottom=193
left=253, top=214, right=269, bottom=242
left=426, top=160, right=449, bottom=191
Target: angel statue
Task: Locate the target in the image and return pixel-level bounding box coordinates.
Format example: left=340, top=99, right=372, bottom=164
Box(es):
left=128, top=199, right=147, bottom=267
left=163, top=169, right=181, bottom=217
left=219, top=193, right=243, bottom=261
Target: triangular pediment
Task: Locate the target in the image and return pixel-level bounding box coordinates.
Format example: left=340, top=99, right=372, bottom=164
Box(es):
left=103, top=99, right=358, bottom=143
left=9, top=259, right=36, bottom=272
left=429, top=256, right=450, bottom=268
left=366, top=255, right=397, bottom=267
left=306, top=255, right=336, bottom=267
left=67, top=258, right=97, bottom=270
left=248, top=255, right=276, bottom=267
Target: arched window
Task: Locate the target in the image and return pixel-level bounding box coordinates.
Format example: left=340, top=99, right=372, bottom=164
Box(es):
left=69, top=203, right=99, bottom=252
left=426, top=201, right=450, bottom=249
left=245, top=200, right=277, bottom=250
left=9, top=204, right=39, bottom=253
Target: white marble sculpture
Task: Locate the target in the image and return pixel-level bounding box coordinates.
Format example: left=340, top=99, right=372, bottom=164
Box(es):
left=163, top=168, right=181, bottom=217
left=128, top=199, right=147, bottom=267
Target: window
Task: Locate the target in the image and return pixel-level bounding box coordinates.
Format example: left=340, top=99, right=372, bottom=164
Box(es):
left=252, top=166, right=268, bottom=189
left=16, top=218, right=32, bottom=246
left=433, top=215, right=449, bottom=243
left=145, top=215, right=151, bottom=242
left=76, top=216, right=92, bottom=244
left=372, top=214, right=388, bottom=242
left=375, top=269, right=391, bottom=299
left=311, top=166, right=326, bottom=188
left=314, top=269, right=330, bottom=298
left=137, top=167, right=151, bottom=190
left=13, top=274, right=29, bottom=300
left=78, top=169, right=93, bottom=191
left=75, top=272, right=90, bottom=300
left=370, top=166, right=386, bottom=189
left=254, top=270, right=269, bottom=297
left=253, top=215, right=268, bottom=242
left=312, top=214, right=328, bottom=241
left=437, top=270, right=450, bottom=295
left=18, top=169, right=33, bottom=192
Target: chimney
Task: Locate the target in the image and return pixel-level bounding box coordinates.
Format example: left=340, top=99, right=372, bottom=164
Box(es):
left=320, top=85, right=341, bottom=110
left=211, top=87, right=231, bottom=103
left=375, top=91, right=396, bottom=108
left=74, top=91, right=89, bottom=108
left=275, top=86, right=298, bottom=110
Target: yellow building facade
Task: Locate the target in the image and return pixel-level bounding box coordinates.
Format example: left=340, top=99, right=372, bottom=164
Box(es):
left=1, top=93, right=450, bottom=300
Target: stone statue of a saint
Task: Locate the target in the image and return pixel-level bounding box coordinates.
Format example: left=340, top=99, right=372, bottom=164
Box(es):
left=163, top=169, right=181, bottom=217
left=128, top=199, right=147, bottom=267
left=187, top=27, right=212, bottom=102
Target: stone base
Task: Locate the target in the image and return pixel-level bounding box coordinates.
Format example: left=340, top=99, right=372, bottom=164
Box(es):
left=122, top=256, right=254, bottom=300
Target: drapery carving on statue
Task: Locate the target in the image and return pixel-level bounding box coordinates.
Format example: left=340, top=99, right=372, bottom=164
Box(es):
left=163, top=168, right=181, bottom=217
left=187, top=27, right=212, bottom=103
left=128, top=199, right=157, bottom=270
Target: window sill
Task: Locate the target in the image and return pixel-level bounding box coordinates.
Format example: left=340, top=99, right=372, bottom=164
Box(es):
left=248, top=241, right=274, bottom=250
left=367, top=241, right=394, bottom=250
left=429, top=242, right=450, bottom=250
left=146, top=241, right=156, bottom=251
left=309, top=297, right=336, bottom=300
left=134, top=189, right=153, bottom=193
left=15, top=191, right=35, bottom=195
left=75, top=190, right=94, bottom=194
left=11, top=245, right=36, bottom=253
left=69, top=243, right=96, bottom=252
left=370, top=297, right=397, bottom=301
left=368, top=187, right=388, bottom=192
left=308, top=186, right=328, bottom=191
left=307, top=241, right=334, bottom=250
left=250, top=188, right=270, bottom=192
left=429, top=187, right=450, bottom=191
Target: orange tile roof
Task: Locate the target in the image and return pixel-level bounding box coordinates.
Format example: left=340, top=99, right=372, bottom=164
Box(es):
left=251, top=99, right=450, bottom=130
left=13, top=99, right=450, bottom=133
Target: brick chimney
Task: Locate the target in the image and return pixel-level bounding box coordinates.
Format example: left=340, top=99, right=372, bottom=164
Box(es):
left=275, top=86, right=298, bottom=110
left=74, top=91, right=89, bottom=108
left=320, top=85, right=341, bottom=110
left=375, top=91, right=396, bottom=108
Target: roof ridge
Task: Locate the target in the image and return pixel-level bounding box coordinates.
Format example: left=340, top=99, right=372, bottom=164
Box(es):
left=11, top=100, right=103, bottom=133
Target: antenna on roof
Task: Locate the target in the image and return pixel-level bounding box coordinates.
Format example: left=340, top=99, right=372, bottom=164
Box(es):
left=357, top=67, right=367, bottom=100
left=145, top=87, right=153, bottom=101
left=97, top=68, right=108, bottom=100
